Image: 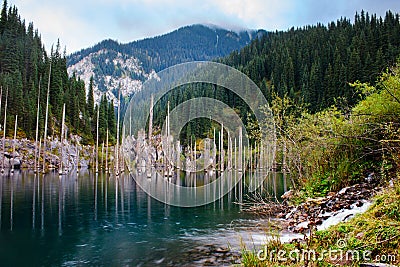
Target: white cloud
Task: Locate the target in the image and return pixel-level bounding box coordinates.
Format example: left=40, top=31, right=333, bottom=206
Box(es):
left=210, top=0, right=293, bottom=29
left=11, top=0, right=103, bottom=53
left=35, top=8, right=100, bottom=53
left=9, top=0, right=400, bottom=54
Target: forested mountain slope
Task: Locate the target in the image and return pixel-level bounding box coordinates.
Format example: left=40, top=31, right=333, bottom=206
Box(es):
left=67, top=24, right=266, bottom=104
left=222, top=10, right=400, bottom=111
left=0, top=1, right=116, bottom=143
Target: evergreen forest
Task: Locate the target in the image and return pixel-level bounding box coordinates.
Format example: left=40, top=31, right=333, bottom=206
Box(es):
left=0, top=1, right=116, bottom=144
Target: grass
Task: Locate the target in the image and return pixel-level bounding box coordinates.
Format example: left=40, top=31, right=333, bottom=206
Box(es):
left=240, top=174, right=400, bottom=267
left=310, top=178, right=400, bottom=266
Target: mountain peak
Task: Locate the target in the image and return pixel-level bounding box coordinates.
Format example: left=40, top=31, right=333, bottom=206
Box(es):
left=200, top=23, right=249, bottom=33
left=67, top=24, right=266, bottom=106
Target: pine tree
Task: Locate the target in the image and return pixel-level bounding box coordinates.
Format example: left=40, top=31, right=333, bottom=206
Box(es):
left=50, top=40, right=64, bottom=121
left=0, top=0, right=7, bottom=34
left=87, top=76, right=95, bottom=118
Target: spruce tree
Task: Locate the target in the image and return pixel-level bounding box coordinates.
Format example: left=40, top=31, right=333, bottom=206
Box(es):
left=87, top=76, right=95, bottom=118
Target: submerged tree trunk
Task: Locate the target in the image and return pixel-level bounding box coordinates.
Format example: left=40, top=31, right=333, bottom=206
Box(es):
left=1, top=87, right=8, bottom=172
left=43, top=61, right=52, bottom=174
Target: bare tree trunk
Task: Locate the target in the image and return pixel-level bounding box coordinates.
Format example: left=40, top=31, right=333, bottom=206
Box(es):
left=11, top=115, right=17, bottom=173
left=43, top=61, right=52, bottom=174
left=34, top=80, right=41, bottom=173
left=59, top=103, right=66, bottom=175
left=115, top=86, right=121, bottom=176
left=1, top=87, right=8, bottom=173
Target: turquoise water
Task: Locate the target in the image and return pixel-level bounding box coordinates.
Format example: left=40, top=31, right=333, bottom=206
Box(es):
left=0, top=170, right=288, bottom=266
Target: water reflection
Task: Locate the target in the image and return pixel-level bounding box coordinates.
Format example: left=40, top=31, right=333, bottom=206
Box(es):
left=32, top=175, right=35, bottom=230
left=0, top=170, right=289, bottom=266
left=41, top=173, right=44, bottom=232
left=10, top=175, right=13, bottom=231
left=0, top=176, right=2, bottom=229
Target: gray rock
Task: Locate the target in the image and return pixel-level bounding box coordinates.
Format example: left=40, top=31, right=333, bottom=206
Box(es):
left=294, top=221, right=309, bottom=232
left=10, top=158, right=20, bottom=167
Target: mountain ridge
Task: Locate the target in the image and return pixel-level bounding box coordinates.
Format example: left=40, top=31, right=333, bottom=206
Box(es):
left=68, top=24, right=266, bottom=67
left=67, top=24, right=266, bottom=105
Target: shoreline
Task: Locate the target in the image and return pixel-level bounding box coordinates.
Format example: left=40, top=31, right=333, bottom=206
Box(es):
left=185, top=182, right=384, bottom=266
left=0, top=137, right=112, bottom=171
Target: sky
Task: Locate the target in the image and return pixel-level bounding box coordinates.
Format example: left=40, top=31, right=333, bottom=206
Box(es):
left=10, top=0, right=400, bottom=54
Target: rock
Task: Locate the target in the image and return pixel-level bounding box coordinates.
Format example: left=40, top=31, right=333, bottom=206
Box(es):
left=184, top=245, right=239, bottom=266
left=283, top=183, right=378, bottom=234
left=355, top=201, right=363, bottom=207
left=214, top=247, right=230, bottom=253
left=203, top=256, right=218, bottom=266
left=306, top=197, right=326, bottom=204
left=314, top=218, right=323, bottom=225
left=365, top=172, right=375, bottom=183
left=285, top=207, right=297, bottom=219
left=327, top=191, right=336, bottom=197
left=277, top=212, right=285, bottom=218
left=294, top=221, right=309, bottom=232
left=7, top=157, right=20, bottom=167
left=281, top=190, right=294, bottom=199
left=338, top=187, right=348, bottom=195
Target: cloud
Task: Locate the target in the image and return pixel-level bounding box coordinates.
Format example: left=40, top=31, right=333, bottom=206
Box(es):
left=109, top=0, right=241, bottom=41
left=11, top=0, right=103, bottom=53
left=37, top=8, right=100, bottom=53
left=9, top=0, right=400, bottom=53
left=211, top=0, right=293, bottom=29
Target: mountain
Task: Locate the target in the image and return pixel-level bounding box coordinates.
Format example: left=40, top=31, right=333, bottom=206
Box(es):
left=67, top=24, right=266, bottom=104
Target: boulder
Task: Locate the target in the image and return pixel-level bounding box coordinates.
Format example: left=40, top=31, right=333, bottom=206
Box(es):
left=294, top=221, right=309, bottom=232
left=281, top=190, right=294, bottom=199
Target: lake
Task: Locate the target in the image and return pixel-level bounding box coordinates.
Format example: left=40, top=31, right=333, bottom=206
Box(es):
left=0, top=170, right=289, bottom=266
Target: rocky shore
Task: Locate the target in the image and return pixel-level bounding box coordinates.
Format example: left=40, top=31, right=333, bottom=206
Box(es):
left=280, top=182, right=381, bottom=233
left=185, top=182, right=383, bottom=266
left=0, top=137, right=107, bottom=170
left=238, top=181, right=381, bottom=234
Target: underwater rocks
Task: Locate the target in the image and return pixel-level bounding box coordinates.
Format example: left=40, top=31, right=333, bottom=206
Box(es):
left=169, top=244, right=240, bottom=266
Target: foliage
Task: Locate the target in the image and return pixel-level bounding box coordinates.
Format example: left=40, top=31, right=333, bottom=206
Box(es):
left=266, top=60, right=400, bottom=198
